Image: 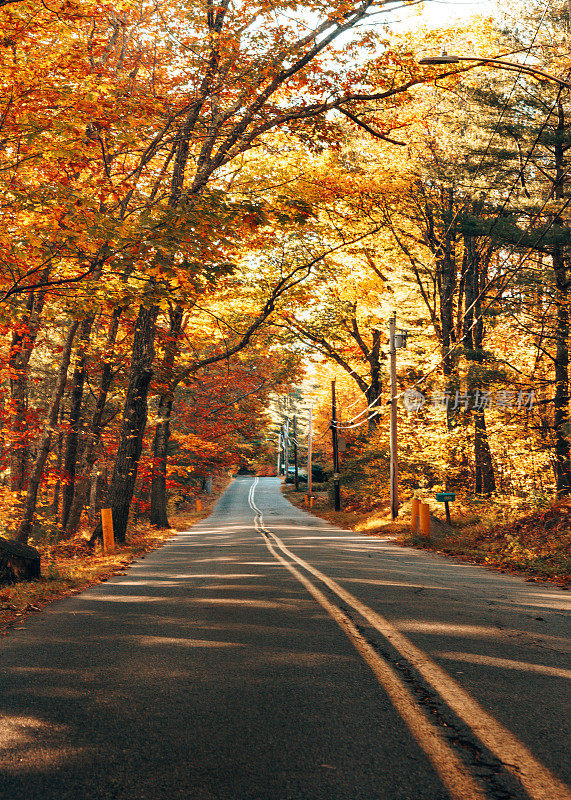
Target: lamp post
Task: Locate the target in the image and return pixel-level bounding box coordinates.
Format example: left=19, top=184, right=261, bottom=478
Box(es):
left=418, top=52, right=571, bottom=89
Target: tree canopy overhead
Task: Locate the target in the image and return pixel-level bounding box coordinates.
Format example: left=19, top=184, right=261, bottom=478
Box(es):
left=0, top=0, right=569, bottom=556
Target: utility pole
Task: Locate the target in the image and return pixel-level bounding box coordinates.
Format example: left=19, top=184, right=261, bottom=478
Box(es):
left=277, top=429, right=282, bottom=476
left=389, top=312, right=398, bottom=520
left=283, top=418, right=289, bottom=480
left=307, top=406, right=313, bottom=500
left=331, top=380, right=341, bottom=511
left=293, top=415, right=299, bottom=490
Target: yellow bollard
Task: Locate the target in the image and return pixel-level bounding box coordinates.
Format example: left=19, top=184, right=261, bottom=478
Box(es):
left=101, top=508, right=115, bottom=554
left=411, top=496, right=420, bottom=533
left=418, top=501, right=430, bottom=539
left=196, top=498, right=202, bottom=512
left=309, top=496, right=314, bottom=508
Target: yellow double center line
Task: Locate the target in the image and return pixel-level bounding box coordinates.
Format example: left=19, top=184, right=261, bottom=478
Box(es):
left=249, top=478, right=570, bottom=800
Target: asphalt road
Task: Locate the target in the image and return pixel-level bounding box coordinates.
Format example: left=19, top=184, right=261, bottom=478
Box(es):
left=0, top=477, right=569, bottom=800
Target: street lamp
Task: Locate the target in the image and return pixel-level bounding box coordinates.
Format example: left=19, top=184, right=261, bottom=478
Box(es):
left=394, top=328, right=408, bottom=350
left=419, top=51, right=571, bottom=89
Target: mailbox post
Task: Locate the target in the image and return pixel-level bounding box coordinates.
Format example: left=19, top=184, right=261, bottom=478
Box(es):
left=435, top=492, right=455, bottom=525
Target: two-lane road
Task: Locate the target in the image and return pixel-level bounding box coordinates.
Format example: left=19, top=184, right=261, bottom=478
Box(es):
left=1, top=477, right=569, bottom=799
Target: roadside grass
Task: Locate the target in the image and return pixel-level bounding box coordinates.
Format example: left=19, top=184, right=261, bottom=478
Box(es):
left=0, top=474, right=232, bottom=634
left=283, top=484, right=571, bottom=585
left=423, top=497, right=571, bottom=583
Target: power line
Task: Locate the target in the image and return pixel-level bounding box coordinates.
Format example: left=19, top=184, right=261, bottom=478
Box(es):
left=388, top=191, right=571, bottom=401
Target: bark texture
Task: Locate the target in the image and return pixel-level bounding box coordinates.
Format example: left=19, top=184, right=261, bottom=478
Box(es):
left=94, top=304, right=158, bottom=544
left=150, top=305, right=183, bottom=528
left=65, top=308, right=122, bottom=536
left=9, top=279, right=48, bottom=491
left=16, top=320, right=80, bottom=543
left=463, top=228, right=496, bottom=496
left=551, top=100, right=571, bottom=496
left=60, top=315, right=94, bottom=529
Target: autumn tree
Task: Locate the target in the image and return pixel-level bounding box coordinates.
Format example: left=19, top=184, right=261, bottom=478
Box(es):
left=90, top=0, right=440, bottom=541
left=445, top=1, right=571, bottom=495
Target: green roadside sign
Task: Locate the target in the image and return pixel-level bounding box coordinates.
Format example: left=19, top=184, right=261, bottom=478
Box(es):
left=435, top=492, right=455, bottom=502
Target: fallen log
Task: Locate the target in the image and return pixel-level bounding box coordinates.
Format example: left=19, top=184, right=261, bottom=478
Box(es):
left=0, top=537, right=41, bottom=585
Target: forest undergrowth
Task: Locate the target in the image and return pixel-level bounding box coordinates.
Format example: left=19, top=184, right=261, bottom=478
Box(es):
left=0, top=475, right=232, bottom=636
left=283, top=485, right=571, bottom=586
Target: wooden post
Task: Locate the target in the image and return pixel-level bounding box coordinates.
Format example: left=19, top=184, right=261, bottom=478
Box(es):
left=411, top=496, right=420, bottom=533
left=444, top=500, right=452, bottom=525
left=196, top=498, right=202, bottom=512
left=419, top=501, right=430, bottom=539
left=101, top=507, right=114, bottom=554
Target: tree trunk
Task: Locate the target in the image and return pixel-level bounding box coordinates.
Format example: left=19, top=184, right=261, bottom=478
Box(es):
left=149, top=396, right=173, bottom=528
left=474, top=409, right=496, bottom=495
left=551, top=99, right=571, bottom=496
left=92, top=303, right=158, bottom=544
left=15, top=320, right=80, bottom=543
left=49, top=405, right=66, bottom=519
left=60, top=316, right=93, bottom=529
left=64, top=308, right=122, bottom=536
left=366, top=328, right=382, bottom=432
left=9, top=279, right=48, bottom=491
left=149, top=305, right=184, bottom=528
left=464, top=227, right=496, bottom=496
left=89, top=464, right=108, bottom=522
left=439, top=190, right=458, bottom=430
left=142, top=95, right=193, bottom=528
left=553, top=247, right=571, bottom=495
